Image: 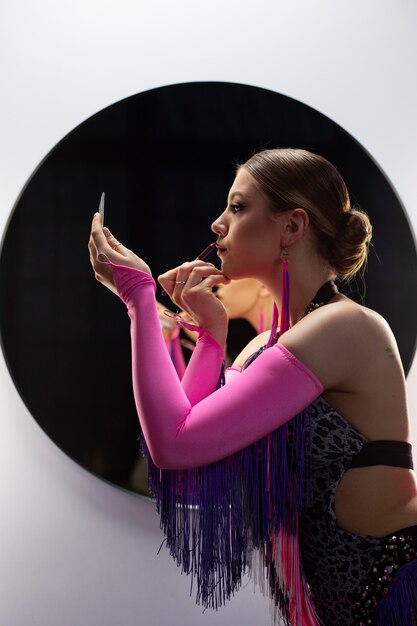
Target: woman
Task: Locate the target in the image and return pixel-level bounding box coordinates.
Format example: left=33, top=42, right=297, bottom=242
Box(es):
left=89, top=148, right=417, bottom=625
left=160, top=278, right=274, bottom=365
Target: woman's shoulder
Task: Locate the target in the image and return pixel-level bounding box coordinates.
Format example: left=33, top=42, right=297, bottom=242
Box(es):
left=231, top=297, right=399, bottom=388
left=280, top=297, right=400, bottom=390
left=290, top=296, right=393, bottom=345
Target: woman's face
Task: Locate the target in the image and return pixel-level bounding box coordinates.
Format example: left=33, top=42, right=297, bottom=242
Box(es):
left=216, top=278, right=263, bottom=320
left=211, top=168, right=283, bottom=281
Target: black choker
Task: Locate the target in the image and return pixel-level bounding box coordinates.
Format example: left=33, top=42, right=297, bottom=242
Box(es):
left=303, top=280, right=339, bottom=317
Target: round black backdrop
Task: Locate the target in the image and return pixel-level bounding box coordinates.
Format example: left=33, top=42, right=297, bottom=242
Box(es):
left=1, top=82, right=416, bottom=494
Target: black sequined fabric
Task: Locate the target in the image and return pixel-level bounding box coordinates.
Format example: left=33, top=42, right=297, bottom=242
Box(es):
left=298, top=397, right=416, bottom=626
left=353, top=528, right=417, bottom=625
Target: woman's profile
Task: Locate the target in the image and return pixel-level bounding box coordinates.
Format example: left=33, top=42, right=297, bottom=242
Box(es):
left=89, top=148, right=417, bottom=625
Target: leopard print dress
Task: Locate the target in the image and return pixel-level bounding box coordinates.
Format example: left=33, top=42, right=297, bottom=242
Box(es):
left=298, top=396, right=388, bottom=625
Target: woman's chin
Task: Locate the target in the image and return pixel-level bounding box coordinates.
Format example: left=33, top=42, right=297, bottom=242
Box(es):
left=221, top=266, right=248, bottom=281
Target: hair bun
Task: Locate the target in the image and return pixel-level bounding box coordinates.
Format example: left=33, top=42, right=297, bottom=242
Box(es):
left=329, top=208, right=372, bottom=280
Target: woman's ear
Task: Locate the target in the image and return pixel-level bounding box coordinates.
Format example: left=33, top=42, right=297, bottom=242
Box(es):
left=282, top=208, right=309, bottom=246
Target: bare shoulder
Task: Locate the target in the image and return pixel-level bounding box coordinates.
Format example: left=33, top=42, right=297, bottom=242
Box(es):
left=282, top=296, right=396, bottom=352
left=279, top=296, right=401, bottom=389
left=232, top=330, right=271, bottom=368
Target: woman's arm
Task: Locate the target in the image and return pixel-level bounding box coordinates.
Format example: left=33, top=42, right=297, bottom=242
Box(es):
left=179, top=329, right=225, bottom=404
left=112, top=263, right=323, bottom=470
left=89, top=214, right=227, bottom=401
left=89, top=215, right=323, bottom=469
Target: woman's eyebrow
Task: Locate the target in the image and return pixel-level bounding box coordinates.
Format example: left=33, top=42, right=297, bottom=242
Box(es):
left=229, top=190, right=249, bottom=201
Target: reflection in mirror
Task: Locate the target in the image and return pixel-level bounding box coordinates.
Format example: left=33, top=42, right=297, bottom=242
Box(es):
left=0, top=82, right=416, bottom=495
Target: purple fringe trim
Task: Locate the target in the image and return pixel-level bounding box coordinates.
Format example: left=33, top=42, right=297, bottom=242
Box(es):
left=376, top=560, right=417, bottom=626
left=139, top=257, right=317, bottom=621
left=140, top=406, right=312, bottom=617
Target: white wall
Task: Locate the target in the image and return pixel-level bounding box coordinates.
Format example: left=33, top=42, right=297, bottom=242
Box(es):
left=1, top=1, right=416, bottom=625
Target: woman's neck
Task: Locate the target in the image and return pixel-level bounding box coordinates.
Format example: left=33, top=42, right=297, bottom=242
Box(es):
left=264, top=258, right=335, bottom=327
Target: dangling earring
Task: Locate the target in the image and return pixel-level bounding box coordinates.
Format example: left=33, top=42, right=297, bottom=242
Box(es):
left=266, top=249, right=290, bottom=348
left=280, top=248, right=290, bottom=335
left=258, top=305, right=265, bottom=334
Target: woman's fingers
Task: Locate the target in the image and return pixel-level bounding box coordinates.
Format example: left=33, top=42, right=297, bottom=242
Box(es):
left=158, top=260, right=218, bottom=298
left=89, top=214, right=120, bottom=293
left=158, top=261, right=229, bottom=344
left=158, top=260, right=224, bottom=304
left=173, top=265, right=227, bottom=304
left=89, top=212, right=151, bottom=299
left=173, top=266, right=230, bottom=322
left=89, top=213, right=152, bottom=276
left=102, top=226, right=128, bottom=256
left=181, top=265, right=229, bottom=291
left=90, top=213, right=126, bottom=262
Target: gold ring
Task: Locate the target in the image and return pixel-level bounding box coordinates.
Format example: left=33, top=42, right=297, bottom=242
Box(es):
left=175, top=281, right=186, bottom=284
left=113, top=242, right=123, bottom=250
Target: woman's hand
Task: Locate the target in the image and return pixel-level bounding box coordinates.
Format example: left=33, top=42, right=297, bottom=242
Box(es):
left=88, top=213, right=151, bottom=296
left=158, top=261, right=231, bottom=349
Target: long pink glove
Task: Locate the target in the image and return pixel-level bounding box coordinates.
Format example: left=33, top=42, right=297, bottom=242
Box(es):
left=225, top=366, right=242, bottom=383
left=165, top=328, right=187, bottom=380
left=180, top=329, right=224, bottom=404
left=111, top=263, right=323, bottom=470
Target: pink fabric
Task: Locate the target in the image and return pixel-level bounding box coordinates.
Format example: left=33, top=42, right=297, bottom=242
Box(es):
left=111, top=263, right=324, bottom=470
left=180, top=329, right=224, bottom=405
left=224, top=366, right=242, bottom=384
left=165, top=327, right=187, bottom=380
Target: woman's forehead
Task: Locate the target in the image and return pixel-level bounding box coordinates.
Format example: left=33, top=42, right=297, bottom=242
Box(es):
left=228, top=168, right=263, bottom=201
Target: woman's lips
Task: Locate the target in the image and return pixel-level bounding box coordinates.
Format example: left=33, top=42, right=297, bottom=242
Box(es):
left=216, top=246, right=227, bottom=256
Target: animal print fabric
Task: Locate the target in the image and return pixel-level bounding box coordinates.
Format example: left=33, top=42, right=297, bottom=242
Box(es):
left=298, top=397, right=384, bottom=625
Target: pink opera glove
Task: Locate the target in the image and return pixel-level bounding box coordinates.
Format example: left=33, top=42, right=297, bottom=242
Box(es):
left=111, top=263, right=324, bottom=470
left=165, top=327, right=187, bottom=380
left=180, top=330, right=224, bottom=405
left=225, top=366, right=242, bottom=384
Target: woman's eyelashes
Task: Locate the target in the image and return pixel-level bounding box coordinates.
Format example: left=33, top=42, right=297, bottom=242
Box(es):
left=230, top=202, right=244, bottom=213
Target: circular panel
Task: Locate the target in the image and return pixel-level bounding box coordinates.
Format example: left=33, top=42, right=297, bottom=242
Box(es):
left=1, top=82, right=416, bottom=494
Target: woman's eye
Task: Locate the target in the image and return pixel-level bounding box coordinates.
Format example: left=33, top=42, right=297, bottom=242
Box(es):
left=231, top=203, right=244, bottom=213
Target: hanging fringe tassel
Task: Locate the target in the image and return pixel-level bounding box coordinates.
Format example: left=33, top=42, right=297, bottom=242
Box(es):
left=266, top=302, right=279, bottom=349
left=260, top=248, right=318, bottom=625
left=141, top=404, right=318, bottom=623
left=140, top=249, right=319, bottom=624
left=376, top=560, right=417, bottom=626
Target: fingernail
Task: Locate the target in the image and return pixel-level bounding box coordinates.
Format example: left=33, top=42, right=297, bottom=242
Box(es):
left=103, top=227, right=112, bottom=238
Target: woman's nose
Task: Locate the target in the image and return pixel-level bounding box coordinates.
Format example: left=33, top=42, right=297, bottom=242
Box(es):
left=211, top=213, right=226, bottom=236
